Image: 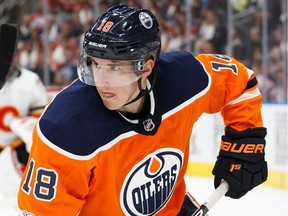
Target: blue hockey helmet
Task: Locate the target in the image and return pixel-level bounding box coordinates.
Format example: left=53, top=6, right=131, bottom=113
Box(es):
left=84, top=4, right=161, bottom=61
left=78, top=4, right=161, bottom=87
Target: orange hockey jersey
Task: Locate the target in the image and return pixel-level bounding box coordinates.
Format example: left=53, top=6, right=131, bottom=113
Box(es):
left=18, top=52, right=263, bottom=215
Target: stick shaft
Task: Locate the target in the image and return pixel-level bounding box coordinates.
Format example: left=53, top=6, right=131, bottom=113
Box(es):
left=192, top=180, right=229, bottom=216
left=0, top=23, right=19, bottom=89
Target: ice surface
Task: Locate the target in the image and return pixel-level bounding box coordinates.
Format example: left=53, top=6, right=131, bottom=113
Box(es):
left=0, top=148, right=20, bottom=215
left=185, top=176, right=288, bottom=216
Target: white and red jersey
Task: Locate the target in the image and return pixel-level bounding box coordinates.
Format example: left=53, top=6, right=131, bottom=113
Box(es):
left=0, top=68, right=48, bottom=148
left=18, top=52, right=264, bottom=215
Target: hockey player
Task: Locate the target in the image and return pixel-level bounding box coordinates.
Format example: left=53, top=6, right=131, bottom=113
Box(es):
left=0, top=49, right=48, bottom=176
left=18, top=5, right=267, bottom=215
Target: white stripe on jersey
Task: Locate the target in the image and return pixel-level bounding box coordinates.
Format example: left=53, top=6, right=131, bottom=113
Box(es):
left=223, top=87, right=261, bottom=108
left=246, top=68, right=255, bottom=80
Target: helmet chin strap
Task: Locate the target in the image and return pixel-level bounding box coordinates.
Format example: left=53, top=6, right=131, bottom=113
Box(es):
left=123, top=70, right=156, bottom=107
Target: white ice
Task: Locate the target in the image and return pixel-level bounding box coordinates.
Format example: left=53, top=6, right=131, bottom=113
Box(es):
left=1, top=147, right=287, bottom=215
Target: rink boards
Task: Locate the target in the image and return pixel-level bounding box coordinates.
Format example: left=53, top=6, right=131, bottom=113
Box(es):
left=187, top=104, right=288, bottom=190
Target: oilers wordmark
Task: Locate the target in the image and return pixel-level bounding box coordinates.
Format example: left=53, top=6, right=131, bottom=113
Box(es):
left=131, top=164, right=178, bottom=214
left=121, top=148, right=183, bottom=216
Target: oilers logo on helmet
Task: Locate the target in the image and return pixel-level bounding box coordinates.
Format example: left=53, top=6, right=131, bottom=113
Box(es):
left=120, top=148, right=183, bottom=215
left=139, top=12, right=153, bottom=29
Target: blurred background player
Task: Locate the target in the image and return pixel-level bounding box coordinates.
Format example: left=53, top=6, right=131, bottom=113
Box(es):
left=0, top=48, right=48, bottom=176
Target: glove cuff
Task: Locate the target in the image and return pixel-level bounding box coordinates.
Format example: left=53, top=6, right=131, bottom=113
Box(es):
left=225, top=126, right=267, bottom=139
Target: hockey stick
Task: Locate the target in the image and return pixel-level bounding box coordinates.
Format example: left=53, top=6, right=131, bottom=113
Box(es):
left=192, top=180, right=229, bottom=216
left=0, top=23, right=19, bottom=90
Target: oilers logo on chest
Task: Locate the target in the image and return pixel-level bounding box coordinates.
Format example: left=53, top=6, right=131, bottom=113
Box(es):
left=120, top=148, right=183, bottom=215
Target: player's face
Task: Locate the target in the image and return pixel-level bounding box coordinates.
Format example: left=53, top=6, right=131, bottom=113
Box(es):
left=93, top=58, right=143, bottom=111
left=96, top=78, right=141, bottom=111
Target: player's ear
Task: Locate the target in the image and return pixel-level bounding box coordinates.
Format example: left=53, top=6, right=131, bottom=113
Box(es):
left=142, top=59, right=154, bottom=78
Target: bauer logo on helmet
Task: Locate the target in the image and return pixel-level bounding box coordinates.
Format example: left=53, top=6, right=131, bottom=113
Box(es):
left=88, top=42, right=107, bottom=49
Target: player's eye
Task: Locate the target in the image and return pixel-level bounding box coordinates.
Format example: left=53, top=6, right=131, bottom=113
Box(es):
left=91, top=61, right=100, bottom=68
left=110, top=65, right=120, bottom=71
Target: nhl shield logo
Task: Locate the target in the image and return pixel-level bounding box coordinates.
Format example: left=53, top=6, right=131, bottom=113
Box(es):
left=143, top=118, right=155, bottom=132
left=120, top=148, right=183, bottom=216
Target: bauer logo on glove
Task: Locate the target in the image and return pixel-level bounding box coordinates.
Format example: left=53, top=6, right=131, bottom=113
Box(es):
left=220, top=141, right=265, bottom=154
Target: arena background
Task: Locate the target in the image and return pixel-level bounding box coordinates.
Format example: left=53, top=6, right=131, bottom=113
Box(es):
left=1, top=0, right=287, bottom=193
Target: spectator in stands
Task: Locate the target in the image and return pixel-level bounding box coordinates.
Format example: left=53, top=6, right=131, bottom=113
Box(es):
left=50, top=34, right=78, bottom=85
left=2, top=0, right=285, bottom=102
left=194, top=8, right=220, bottom=54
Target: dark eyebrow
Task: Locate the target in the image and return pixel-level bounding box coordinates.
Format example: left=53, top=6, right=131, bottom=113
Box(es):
left=109, top=61, right=132, bottom=66
left=108, top=60, right=121, bottom=65
left=91, top=59, right=97, bottom=63
left=91, top=58, right=131, bottom=66
left=91, top=59, right=117, bottom=65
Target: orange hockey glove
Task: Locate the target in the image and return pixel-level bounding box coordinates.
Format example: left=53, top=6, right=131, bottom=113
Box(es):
left=212, top=126, right=268, bottom=199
